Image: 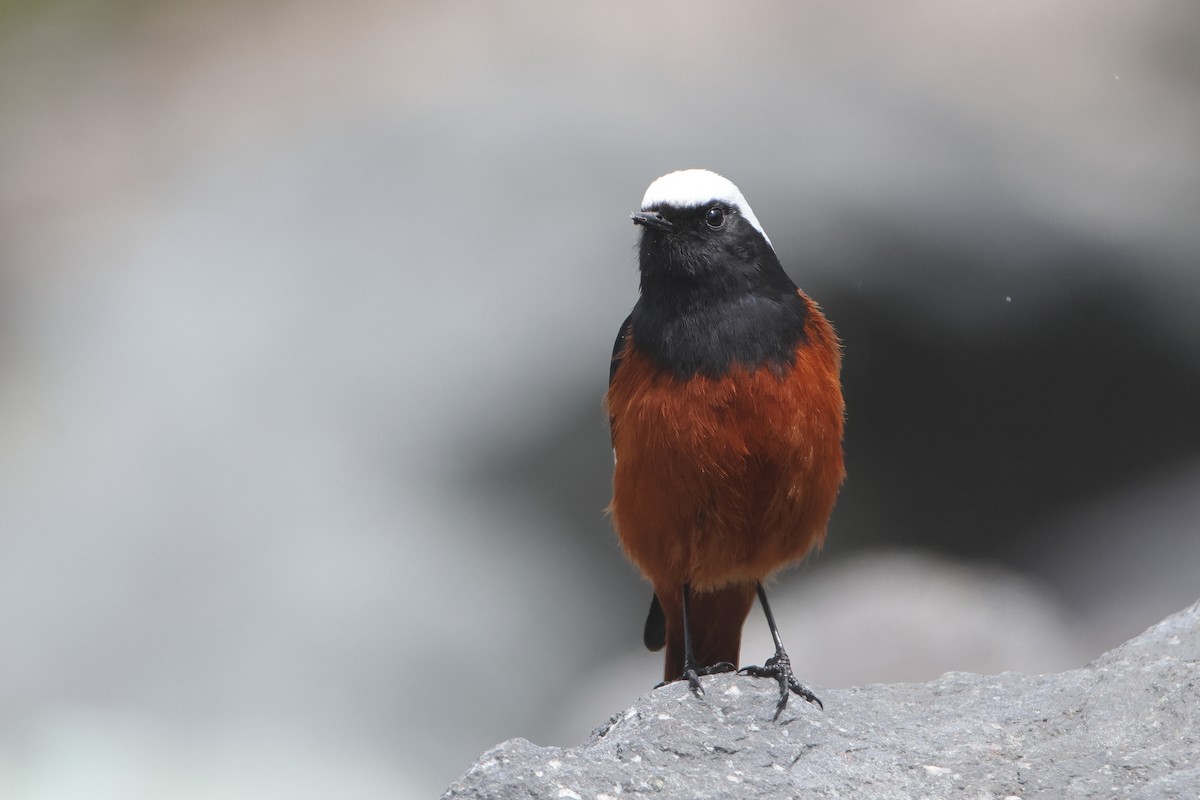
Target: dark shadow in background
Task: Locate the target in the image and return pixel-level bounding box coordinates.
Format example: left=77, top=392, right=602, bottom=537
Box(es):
left=827, top=233, right=1200, bottom=562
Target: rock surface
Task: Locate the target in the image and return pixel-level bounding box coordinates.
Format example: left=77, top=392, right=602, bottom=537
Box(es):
left=444, top=600, right=1200, bottom=799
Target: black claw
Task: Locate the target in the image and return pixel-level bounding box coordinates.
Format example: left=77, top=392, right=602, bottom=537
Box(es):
left=739, top=651, right=822, bottom=720
left=661, top=660, right=736, bottom=696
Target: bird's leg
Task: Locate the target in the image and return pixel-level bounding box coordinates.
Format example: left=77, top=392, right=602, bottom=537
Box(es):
left=739, top=582, right=822, bottom=719
left=663, top=582, right=735, bottom=696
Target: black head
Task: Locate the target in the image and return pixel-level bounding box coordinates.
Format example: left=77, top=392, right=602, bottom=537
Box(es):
left=627, top=169, right=807, bottom=379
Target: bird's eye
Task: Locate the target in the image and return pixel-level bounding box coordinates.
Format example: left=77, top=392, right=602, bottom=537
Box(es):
left=705, top=206, right=725, bottom=229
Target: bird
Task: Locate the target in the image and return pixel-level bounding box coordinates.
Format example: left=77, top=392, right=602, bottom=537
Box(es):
left=604, top=169, right=845, bottom=719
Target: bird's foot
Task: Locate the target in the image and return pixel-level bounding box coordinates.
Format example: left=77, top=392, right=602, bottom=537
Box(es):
left=739, top=650, right=822, bottom=720
left=657, top=661, right=736, bottom=695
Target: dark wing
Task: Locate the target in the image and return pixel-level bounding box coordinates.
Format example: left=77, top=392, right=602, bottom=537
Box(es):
left=609, top=313, right=633, bottom=385
left=608, top=313, right=633, bottom=449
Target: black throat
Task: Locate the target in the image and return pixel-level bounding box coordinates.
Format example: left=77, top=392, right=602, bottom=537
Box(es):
left=630, top=240, right=808, bottom=380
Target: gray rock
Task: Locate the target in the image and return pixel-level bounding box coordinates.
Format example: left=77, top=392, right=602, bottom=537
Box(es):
left=444, top=600, right=1200, bottom=799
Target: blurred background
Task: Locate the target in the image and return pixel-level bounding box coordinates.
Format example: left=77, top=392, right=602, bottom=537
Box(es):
left=2, top=0, right=1199, bottom=796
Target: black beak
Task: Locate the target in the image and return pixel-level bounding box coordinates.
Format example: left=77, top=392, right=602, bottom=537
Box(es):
left=630, top=210, right=674, bottom=232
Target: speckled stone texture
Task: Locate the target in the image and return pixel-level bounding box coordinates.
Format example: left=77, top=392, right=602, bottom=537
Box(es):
left=444, top=600, right=1199, bottom=799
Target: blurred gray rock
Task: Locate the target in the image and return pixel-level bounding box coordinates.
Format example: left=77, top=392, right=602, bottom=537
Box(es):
left=445, top=599, right=1200, bottom=799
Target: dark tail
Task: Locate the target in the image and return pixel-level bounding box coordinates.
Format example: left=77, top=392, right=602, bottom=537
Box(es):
left=644, top=593, right=666, bottom=651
